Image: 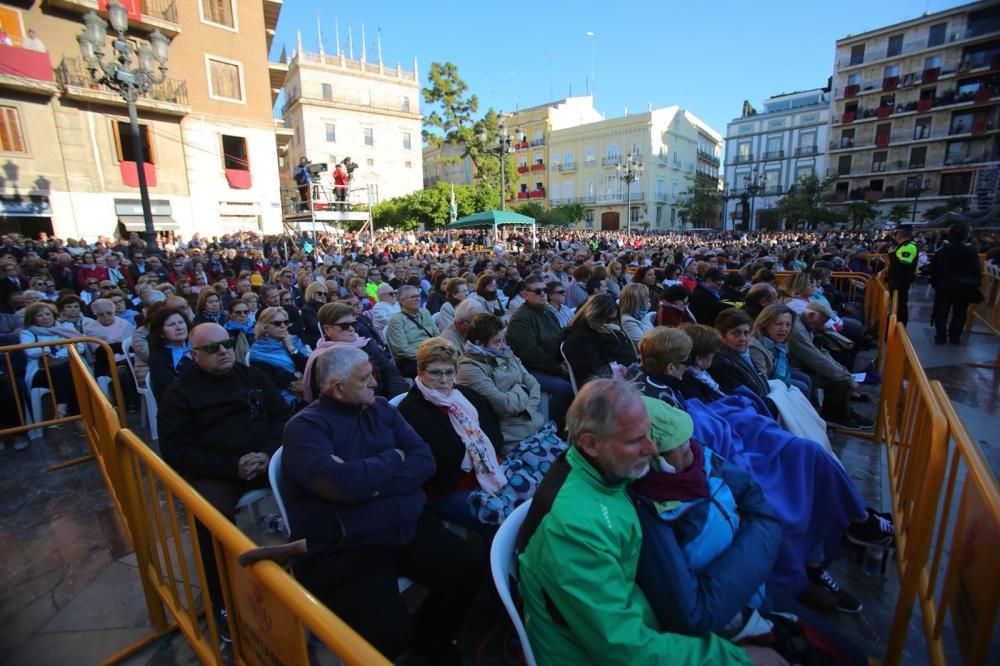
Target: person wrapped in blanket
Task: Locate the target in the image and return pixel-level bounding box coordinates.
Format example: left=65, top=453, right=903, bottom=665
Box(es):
left=632, top=397, right=867, bottom=666
left=397, top=337, right=566, bottom=530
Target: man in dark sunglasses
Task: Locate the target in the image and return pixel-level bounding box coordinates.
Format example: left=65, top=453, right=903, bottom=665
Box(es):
left=158, top=323, right=291, bottom=623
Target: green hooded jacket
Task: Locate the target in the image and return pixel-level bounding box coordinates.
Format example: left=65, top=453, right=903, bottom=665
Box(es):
left=518, top=446, right=752, bottom=665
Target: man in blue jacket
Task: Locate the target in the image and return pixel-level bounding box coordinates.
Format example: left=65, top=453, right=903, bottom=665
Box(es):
left=281, top=346, right=482, bottom=665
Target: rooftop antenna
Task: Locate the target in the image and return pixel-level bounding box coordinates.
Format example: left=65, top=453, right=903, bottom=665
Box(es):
left=361, top=23, right=366, bottom=63
left=316, top=11, right=324, bottom=56
left=377, top=27, right=383, bottom=66
left=348, top=20, right=354, bottom=60
left=335, top=17, right=341, bottom=57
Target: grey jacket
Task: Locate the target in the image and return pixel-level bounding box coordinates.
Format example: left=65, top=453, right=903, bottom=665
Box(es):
left=385, top=308, right=437, bottom=361
left=787, top=314, right=852, bottom=383
left=456, top=348, right=543, bottom=451
left=748, top=335, right=774, bottom=379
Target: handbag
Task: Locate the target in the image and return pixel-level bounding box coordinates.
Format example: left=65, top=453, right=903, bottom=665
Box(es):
left=767, top=380, right=842, bottom=468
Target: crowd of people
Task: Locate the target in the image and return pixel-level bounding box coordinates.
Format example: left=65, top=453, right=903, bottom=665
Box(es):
left=0, top=223, right=994, bottom=664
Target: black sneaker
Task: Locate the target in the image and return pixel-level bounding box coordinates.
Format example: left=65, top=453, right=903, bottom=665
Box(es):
left=826, top=412, right=875, bottom=431
left=808, top=567, right=862, bottom=614
left=847, top=508, right=896, bottom=549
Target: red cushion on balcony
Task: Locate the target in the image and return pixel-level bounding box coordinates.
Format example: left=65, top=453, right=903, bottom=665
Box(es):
left=225, top=169, right=252, bottom=189
left=120, top=161, right=157, bottom=188
left=0, top=45, right=53, bottom=81
left=100, top=0, right=141, bottom=21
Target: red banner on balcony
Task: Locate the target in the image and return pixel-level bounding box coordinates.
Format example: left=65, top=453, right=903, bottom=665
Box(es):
left=918, top=98, right=933, bottom=112
left=516, top=192, right=529, bottom=199
left=974, top=87, right=992, bottom=104
left=882, top=76, right=898, bottom=91
left=530, top=163, right=544, bottom=171
left=120, top=161, right=157, bottom=188
left=225, top=169, right=253, bottom=189
left=844, top=84, right=859, bottom=98
left=922, top=67, right=940, bottom=82
left=877, top=106, right=892, bottom=119
left=516, top=165, right=528, bottom=174
left=0, top=45, right=54, bottom=81
left=876, top=134, right=890, bottom=147
left=99, top=0, right=141, bottom=22
left=972, top=120, right=989, bottom=135
left=529, top=190, right=545, bottom=199
left=842, top=111, right=855, bottom=124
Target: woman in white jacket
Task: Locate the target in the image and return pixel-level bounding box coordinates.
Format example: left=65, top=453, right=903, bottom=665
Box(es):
left=19, top=302, right=86, bottom=429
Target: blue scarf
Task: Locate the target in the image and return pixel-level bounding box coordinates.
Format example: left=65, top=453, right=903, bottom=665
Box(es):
left=166, top=342, right=191, bottom=371
left=249, top=337, right=303, bottom=374
left=199, top=310, right=223, bottom=323
left=225, top=319, right=254, bottom=338
left=761, top=336, right=791, bottom=387
left=464, top=341, right=505, bottom=359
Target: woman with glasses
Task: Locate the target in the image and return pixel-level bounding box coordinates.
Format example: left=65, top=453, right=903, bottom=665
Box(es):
left=148, top=306, right=194, bottom=402
left=301, top=302, right=408, bottom=402
left=561, top=293, right=638, bottom=387
left=224, top=298, right=255, bottom=362
left=193, top=288, right=226, bottom=326
left=456, top=314, right=544, bottom=454
left=248, top=306, right=308, bottom=406
left=655, top=284, right=696, bottom=327
left=299, top=282, right=328, bottom=350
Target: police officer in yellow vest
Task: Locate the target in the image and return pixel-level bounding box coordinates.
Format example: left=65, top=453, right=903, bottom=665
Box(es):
left=887, top=225, right=919, bottom=325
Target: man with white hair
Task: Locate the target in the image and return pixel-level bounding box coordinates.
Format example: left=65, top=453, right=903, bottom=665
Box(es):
left=384, top=284, right=437, bottom=377
left=370, top=283, right=400, bottom=341
left=439, top=297, right=485, bottom=349
left=282, top=345, right=482, bottom=664
left=517, top=378, right=770, bottom=665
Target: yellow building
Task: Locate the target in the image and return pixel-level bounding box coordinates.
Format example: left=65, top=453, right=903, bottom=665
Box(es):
left=829, top=0, right=1000, bottom=216
left=422, top=141, right=474, bottom=188
left=0, top=0, right=283, bottom=240
left=547, top=106, right=722, bottom=230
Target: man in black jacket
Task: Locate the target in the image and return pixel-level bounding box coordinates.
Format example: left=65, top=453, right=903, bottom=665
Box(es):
left=158, top=322, right=291, bottom=621
left=929, top=223, right=983, bottom=344
left=689, top=268, right=729, bottom=326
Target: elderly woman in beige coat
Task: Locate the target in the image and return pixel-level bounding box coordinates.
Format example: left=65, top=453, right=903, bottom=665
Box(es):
left=456, top=313, right=544, bottom=453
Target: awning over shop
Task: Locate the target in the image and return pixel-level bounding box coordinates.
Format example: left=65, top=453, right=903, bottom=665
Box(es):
left=119, top=215, right=179, bottom=232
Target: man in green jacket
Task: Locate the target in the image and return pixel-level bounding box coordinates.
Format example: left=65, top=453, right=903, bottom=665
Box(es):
left=506, top=275, right=573, bottom=430
left=517, top=378, right=779, bottom=665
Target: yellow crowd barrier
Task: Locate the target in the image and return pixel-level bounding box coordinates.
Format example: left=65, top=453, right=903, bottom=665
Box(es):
left=964, top=264, right=1000, bottom=370
left=875, top=321, right=1000, bottom=665
left=58, top=344, right=390, bottom=665
left=0, top=337, right=125, bottom=469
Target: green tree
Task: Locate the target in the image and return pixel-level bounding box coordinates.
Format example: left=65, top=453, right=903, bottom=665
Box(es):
left=515, top=202, right=584, bottom=226
left=886, top=203, right=913, bottom=225
left=371, top=183, right=502, bottom=231
left=844, top=200, right=878, bottom=230
left=921, top=196, right=969, bottom=223
left=774, top=175, right=837, bottom=230
left=676, top=174, right=721, bottom=228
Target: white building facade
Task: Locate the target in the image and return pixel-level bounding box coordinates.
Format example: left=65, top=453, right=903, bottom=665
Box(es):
left=722, top=89, right=831, bottom=230
left=280, top=46, right=423, bottom=208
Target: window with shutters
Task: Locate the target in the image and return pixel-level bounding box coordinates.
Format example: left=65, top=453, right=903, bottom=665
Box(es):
left=113, top=121, right=155, bottom=164
left=200, top=0, right=236, bottom=30
left=206, top=56, right=244, bottom=102
left=0, top=106, right=26, bottom=154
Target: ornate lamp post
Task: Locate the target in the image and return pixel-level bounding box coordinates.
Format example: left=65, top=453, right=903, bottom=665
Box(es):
left=743, top=165, right=765, bottom=231
left=616, top=152, right=643, bottom=234
left=480, top=120, right=522, bottom=211
left=76, top=0, right=170, bottom=251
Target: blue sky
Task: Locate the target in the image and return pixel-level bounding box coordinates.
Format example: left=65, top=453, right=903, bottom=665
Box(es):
left=272, top=0, right=966, bottom=138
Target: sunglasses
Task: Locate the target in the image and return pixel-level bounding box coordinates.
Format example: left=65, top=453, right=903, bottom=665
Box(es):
left=232, top=309, right=249, bottom=315
left=525, top=288, right=548, bottom=296
left=331, top=320, right=356, bottom=331
left=551, top=290, right=566, bottom=295
left=270, top=319, right=290, bottom=327
left=193, top=338, right=236, bottom=354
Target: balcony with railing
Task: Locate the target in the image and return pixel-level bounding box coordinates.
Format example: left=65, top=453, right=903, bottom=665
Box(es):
left=0, top=45, right=59, bottom=96
left=529, top=188, right=545, bottom=199
left=601, top=156, right=619, bottom=167
left=762, top=150, right=785, bottom=161
left=794, top=145, right=819, bottom=156
left=832, top=60, right=1000, bottom=99
left=836, top=26, right=1000, bottom=70
left=697, top=148, right=720, bottom=164
left=732, top=154, right=754, bottom=164
left=56, top=57, right=189, bottom=115
left=530, top=162, right=545, bottom=172
left=558, top=162, right=577, bottom=172
left=44, top=0, right=182, bottom=38
left=836, top=84, right=1000, bottom=126
left=530, top=138, right=545, bottom=147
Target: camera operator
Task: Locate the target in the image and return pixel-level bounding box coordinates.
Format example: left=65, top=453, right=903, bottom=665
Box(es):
left=294, top=157, right=312, bottom=211
left=333, top=161, right=349, bottom=209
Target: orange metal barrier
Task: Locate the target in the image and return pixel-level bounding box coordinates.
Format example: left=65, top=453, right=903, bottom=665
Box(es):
left=0, top=337, right=125, bottom=468
left=875, top=321, right=1000, bottom=665
left=964, top=264, right=1000, bottom=370
left=108, top=427, right=391, bottom=666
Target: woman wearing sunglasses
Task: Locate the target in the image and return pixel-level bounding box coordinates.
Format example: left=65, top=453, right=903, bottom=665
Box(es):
left=248, top=306, right=308, bottom=406
left=301, top=303, right=408, bottom=403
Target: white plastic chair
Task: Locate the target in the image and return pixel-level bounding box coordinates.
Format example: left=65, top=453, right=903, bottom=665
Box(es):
left=559, top=342, right=579, bottom=394
left=121, top=337, right=158, bottom=440
left=490, top=499, right=536, bottom=666
left=388, top=392, right=407, bottom=407
left=28, top=386, right=50, bottom=439
left=235, top=488, right=271, bottom=524
left=268, top=446, right=291, bottom=537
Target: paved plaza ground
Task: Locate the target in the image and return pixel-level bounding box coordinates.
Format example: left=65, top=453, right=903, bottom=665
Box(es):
left=0, top=289, right=996, bottom=666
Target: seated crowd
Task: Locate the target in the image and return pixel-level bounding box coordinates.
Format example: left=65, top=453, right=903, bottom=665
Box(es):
left=3, top=226, right=968, bottom=663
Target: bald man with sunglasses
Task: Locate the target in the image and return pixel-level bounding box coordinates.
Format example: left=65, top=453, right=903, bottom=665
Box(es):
left=158, top=323, right=291, bottom=627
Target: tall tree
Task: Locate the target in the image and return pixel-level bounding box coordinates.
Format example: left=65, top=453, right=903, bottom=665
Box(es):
left=886, top=204, right=913, bottom=225
left=774, top=175, right=837, bottom=230
left=675, top=174, right=721, bottom=228
left=844, top=200, right=878, bottom=230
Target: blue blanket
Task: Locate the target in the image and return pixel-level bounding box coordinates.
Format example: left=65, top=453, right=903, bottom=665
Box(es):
left=684, top=388, right=865, bottom=594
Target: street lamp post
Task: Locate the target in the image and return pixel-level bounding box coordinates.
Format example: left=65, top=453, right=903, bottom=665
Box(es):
left=76, top=0, right=169, bottom=252
left=909, top=176, right=931, bottom=223
left=743, top=166, right=764, bottom=231
left=480, top=120, right=522, bottom=211
left=616, top=152, right=643, bottom=234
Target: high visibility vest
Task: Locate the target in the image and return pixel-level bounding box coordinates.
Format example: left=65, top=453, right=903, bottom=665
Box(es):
left=895, top=240, right=918, bottom=265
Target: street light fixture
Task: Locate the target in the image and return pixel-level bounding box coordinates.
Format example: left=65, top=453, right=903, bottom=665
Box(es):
left=616, top=152, right=643, bottom=234
left=76, top=0, right=170, bottom=251
left=743, top=165, right=765, bottom=231
left=908, top=176, right=932, bottom=223
left=479, top=119, right=523, bottom=211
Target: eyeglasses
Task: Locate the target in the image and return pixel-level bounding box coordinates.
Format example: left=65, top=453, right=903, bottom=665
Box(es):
left=232, top=309, right=250, bottom=316
left=551, top=290, right=566, bottom=295
left=423, top=368, right=457, bottom=380
left=193, top=338, right=236, bottom=354
left=331, top=320, right=356, bottom=331
left=525, top=288, right=548, bottom=296
left=314, top=291, right=328, bottom=296
left=270, top=319, right=290, bottom=327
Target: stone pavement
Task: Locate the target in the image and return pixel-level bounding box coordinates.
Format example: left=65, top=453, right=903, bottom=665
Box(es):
left=0, top=287, right=996, bottom=665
